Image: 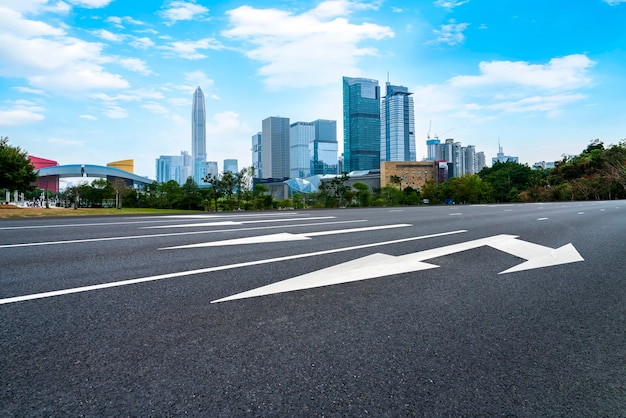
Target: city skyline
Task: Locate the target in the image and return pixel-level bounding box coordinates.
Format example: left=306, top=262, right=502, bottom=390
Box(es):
left=1, top=1, right=625, bottom=179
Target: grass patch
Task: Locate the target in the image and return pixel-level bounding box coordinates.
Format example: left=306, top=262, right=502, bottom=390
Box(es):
left=0, top=205, right=203, bottom=218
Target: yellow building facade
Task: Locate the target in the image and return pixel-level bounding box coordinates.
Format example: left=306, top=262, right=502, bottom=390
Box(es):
left=107, top=159, right=134, bottom=173
left=380, top=161, right=437, bottom=191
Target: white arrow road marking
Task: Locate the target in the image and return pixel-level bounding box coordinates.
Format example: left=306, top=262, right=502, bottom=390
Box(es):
left=0, top=230, right=466, bottom=305
left=211, top=235, right=584, bottom=303
left=160, top=224, right=412, bottom=249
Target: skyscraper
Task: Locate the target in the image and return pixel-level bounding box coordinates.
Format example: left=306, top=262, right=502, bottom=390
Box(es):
left=191, top=86, right=206, bottom=183
left=251, top=132, right=262, bottom=178
left=310, top=119, right=338, bottom=175
left=261, top=116, right=290, bottom=178
left=290, top=121, right=315, bottom=178
left=381, top=82, right=415, bottom=162
left=343, top=77, right=381, bottom=172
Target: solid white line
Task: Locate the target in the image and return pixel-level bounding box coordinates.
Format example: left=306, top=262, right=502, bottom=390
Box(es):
left=0, top=220, right=365, bottom=248
left=0, top=230, right=467, bottom=305
left=141, top=216, right=335, bottom=229
left=0, top=212, right=311, bottom=230
left=537, top=218, right=549, bottom=221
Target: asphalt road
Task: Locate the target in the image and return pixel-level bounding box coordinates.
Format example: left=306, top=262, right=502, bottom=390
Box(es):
left=1, top=202, right=625, bottom=416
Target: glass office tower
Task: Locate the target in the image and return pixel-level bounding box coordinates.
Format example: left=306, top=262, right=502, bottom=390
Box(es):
left=381, top=82, right=415, bottom=162
left=310, top=119, right=338, bottom=175
left=290, top=122, right=315, bottom=178
left=342, top=77, right=381, bottom=172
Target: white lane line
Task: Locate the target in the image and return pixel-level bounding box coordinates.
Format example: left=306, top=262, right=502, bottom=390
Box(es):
left=0, top=230, right=467, bottom=305
left=141, top=216, right=335, bottom=229
left=161, top=224, right=412, bottom=249
left=537, top=218, right=549, bottom=221
left=449, top=213, right=463, bottom=216
left=0, top=220, right=365, bottom=249
left=0, top=213, right=311, bottom=230
left=578, top=212, right=585, bottom=215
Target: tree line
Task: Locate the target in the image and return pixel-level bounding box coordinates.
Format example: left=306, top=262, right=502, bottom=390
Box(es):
left=2, top=136, right=625, bottom=210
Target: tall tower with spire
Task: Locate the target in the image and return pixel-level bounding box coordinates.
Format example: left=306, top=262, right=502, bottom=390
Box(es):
left=191, top=86, right=207, bottom=183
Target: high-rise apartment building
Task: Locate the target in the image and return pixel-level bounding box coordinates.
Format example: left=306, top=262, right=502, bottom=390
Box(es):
left=342, top=77, right=381, bottom=172
left=290, top=121, right=315, bottom=178
left=192, top=86, right=207, bottom=184
left=381, top=83, right=415, bottom=162
left=310, top=119, right=338, bottom=175
left=262, top=116, right=290, bottom=178
left=426, top=139, right=442, bottom=161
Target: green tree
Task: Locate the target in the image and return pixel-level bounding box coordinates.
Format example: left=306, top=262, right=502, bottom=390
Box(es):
left=389, top=174, right=403, bottom=190
left=112, top=178, right=128, bottom=209
left=352, top=182, right=371, bottom=207
left=181, top=177, right=202, bottom=210
left=203, top=173, right=223, bottom=211
left=479, top=161, right=539, bottom=202
left=0, top=136, right=38, bottom=194
left=220, top=171, right=238, bottom=210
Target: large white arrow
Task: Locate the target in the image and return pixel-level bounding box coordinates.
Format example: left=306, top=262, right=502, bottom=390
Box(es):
left=161, top=224, right=412, bottom=249
left=211, top=234, right=584, bottom=303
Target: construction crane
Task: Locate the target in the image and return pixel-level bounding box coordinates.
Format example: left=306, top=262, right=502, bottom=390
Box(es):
left=427, top=120, right=432, bottom=140
left=433, top=128, right=455, bottom=140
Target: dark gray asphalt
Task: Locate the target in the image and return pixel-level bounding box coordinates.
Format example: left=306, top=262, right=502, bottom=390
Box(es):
left=1, top=202, right=625, bottom=416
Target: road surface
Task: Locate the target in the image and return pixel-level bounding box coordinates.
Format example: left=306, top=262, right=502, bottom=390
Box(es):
left=1, top=202, right=624, bottom=416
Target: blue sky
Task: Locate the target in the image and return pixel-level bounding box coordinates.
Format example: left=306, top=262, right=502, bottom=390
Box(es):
left=1, top=0, right=625, bottom=180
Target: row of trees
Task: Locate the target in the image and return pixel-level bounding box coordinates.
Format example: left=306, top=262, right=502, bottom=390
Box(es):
left=416, top=139, right=626, bottom=204
left=3, top=136, right=626, bottom=210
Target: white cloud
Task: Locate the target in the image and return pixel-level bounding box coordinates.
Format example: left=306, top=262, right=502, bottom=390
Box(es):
left=141, top=102, right=170, bottom=114
left=413, top=54, right=595, bottom=120
left=66, top=0, right=113, bottom=8
left=0, top=9, right=130, bottom=93
left=130, top=36, right=155, bottom=49
left=90, top=28, right=124, bottom=42
left=430, top=20, right=469, bottom=45
left=433, top=0, right=470, bottom=10
left=222, top=2, right=394, bottom=89
left=449, top=54, right=595, bottom=91
left=159, top=1, right=209, bottom=25
left=0, top=109, right=44, bottom=126
left=102, top=104, right=127, bottom=119
left=0, top=7, right=65, bottom=37
left=118, top=57, right=153, bottom=76
left=603, top=0, right=626, bottom=5
left=206, top=111, right=252, bottom=159
left=13, top=86, right=47, bottom=95
left=106, top=16, right=145, bottom=28
left=160, top=38, right=224, bottom=59
left=80, top=114, right=98, bottom=120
